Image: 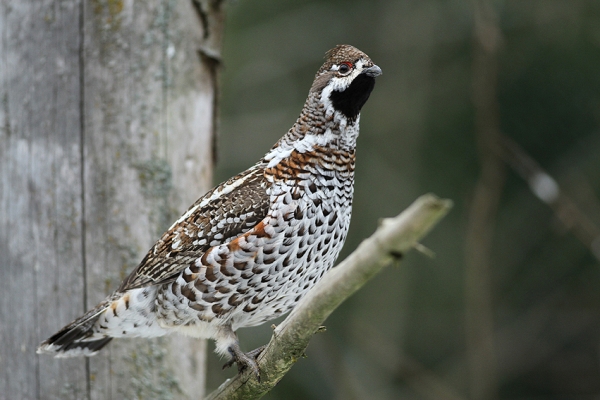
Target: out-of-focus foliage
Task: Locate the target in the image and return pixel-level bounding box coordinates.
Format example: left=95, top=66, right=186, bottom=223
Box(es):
left=208, top=1, right=600, bottom=398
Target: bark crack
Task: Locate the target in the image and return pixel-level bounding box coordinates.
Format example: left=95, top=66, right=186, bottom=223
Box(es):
left=191, top=0, right=210, bottom=40
left=78, top=1, right=91, bottom=399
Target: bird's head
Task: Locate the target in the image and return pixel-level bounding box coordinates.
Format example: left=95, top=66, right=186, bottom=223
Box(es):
left=263, top=45, right=380, bottom=166
left=310, top=44, right=382, bottom=121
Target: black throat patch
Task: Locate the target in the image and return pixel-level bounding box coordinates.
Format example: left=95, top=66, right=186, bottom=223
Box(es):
left=329, top=74, right=376, bottom=121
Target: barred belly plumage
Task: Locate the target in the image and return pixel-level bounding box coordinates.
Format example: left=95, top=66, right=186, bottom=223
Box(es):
left=157, top=159, right=354, bottom=332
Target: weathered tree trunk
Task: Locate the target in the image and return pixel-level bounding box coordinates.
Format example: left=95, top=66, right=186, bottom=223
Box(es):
left=0, top=1, right=223, bottom=399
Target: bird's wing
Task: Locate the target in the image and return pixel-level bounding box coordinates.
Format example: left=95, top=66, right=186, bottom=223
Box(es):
left=118, top=165, right=270, bottom=291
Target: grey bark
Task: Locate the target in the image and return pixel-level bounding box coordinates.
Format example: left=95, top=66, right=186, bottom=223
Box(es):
left=0, top=1, right=223, bottom=399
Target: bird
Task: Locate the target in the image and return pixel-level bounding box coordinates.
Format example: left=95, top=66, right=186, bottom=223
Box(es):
left=37, top=44, right=381, bottom=379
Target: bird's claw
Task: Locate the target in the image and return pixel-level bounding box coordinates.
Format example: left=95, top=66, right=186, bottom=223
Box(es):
left=223, top=345, right=267, bottom=382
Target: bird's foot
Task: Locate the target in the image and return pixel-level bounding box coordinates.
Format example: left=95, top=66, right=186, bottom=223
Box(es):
left=223, top=344, right=267, bottom=381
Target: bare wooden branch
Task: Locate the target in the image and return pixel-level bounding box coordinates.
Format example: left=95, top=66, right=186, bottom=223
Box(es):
left=204, top=194, right=453, bottom=400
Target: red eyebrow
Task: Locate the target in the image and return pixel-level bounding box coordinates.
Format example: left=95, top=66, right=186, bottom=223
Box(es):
left=341, top=61, right=353, bottom=68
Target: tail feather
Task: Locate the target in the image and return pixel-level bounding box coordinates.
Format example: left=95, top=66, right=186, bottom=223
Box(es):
left=38, top=288, right=167, bottom=357
left=37, top=301, right=113, bottom=357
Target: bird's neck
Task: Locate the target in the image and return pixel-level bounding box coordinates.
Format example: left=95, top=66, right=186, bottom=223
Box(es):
left=262, top=92, right=359, bottom=169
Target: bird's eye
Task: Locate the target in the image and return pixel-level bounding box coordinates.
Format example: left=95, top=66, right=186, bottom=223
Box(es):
left=338, top=62, right=353, bottom=74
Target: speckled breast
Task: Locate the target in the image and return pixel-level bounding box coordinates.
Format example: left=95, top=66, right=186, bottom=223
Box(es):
left=156, top=146, right=355, bottom=331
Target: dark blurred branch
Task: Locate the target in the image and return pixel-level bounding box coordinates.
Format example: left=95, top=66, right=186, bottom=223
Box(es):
left=464, top=1, right=503, bottom=399
left=204, top=194, right=453, bottom=400
left=496, top=135, right=600, bottom=261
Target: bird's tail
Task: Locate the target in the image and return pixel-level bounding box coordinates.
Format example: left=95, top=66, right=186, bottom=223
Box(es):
left=38, top=288, right=168, bottom=357
left=37, top=299, right=114, bottom=357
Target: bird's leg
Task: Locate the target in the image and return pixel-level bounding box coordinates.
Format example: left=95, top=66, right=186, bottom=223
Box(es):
left=217, top=325, right=265, bottom=381
left=222, top=343, right=266, bottom=381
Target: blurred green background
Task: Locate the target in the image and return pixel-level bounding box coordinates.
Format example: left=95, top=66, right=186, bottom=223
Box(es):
left=207, top=1, right=600, bottom=398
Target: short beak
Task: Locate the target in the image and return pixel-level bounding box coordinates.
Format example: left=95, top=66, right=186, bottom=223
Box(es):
left=362, top=64, right=382, bottom=77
